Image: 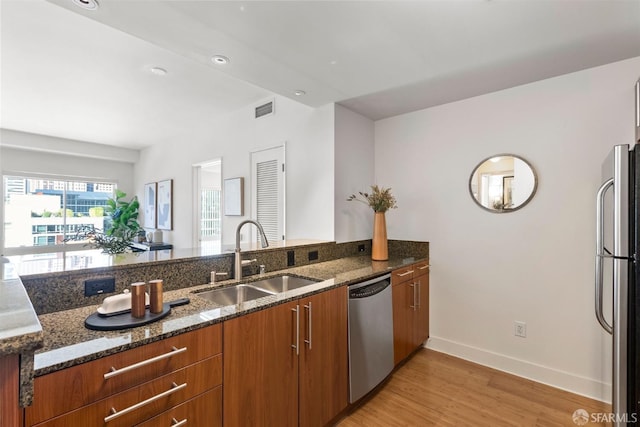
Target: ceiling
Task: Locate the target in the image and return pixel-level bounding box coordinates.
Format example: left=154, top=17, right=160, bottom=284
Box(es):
left=1, top=0, right=639, bottom=150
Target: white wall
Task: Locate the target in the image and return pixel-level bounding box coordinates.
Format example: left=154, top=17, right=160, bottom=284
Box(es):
left=135, top=95, right=335, bottom=249
left=334, top=104, right=375, bottom=243
left=375, top=56, right=640, bottom=401
left=0, top=130, right=137, bottom=255
left=0, top=146, right=135, bottom=194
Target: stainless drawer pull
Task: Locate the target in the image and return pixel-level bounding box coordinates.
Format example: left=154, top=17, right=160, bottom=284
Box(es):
left=417, top=264, right=430, bottom=270
left=172, top=417, right=187, bottom=427
left=104, top=382, right=187, bottom=422
left=409, top=283, right=416, bottom=309
left=397, top=270, right=414, bottom=277
left=304, top=302, right=312, bottom=350
left=291, top=306, right=299, bottom=355
left=104, top=346, right=187, bottom=380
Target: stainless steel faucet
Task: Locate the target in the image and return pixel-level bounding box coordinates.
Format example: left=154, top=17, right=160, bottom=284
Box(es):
left=235, top=220, right=269, bottom=280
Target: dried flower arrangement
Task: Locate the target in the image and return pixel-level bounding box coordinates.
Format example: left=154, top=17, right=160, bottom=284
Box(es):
left=347, top=185, right=398, bottom=212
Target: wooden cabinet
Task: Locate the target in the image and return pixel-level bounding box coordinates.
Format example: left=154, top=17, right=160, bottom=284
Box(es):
left=0, top=354, right=22, bottom=427
left=26, top=324, right=222, bottom=427
left=414, top=262, right=430, bottom=347
left=223, top=286, right=348, bottom=427
left=223, top=300, right=299, bottom=426
left=299, top=286, right=348, bottom=427
left=392, top=262, right=430, bottom=365
left=135, top=386, right=222, bottom=427
left=392, top=268, right=416, bottom=365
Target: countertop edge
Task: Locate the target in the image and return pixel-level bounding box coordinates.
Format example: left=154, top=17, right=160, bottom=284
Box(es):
left=0, top=274, right=44, bottom=356
left=33, top=254, right=429, bottom=376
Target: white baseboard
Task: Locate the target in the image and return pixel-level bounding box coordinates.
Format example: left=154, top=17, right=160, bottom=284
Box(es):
left=425, top=336, right=611, bottom=403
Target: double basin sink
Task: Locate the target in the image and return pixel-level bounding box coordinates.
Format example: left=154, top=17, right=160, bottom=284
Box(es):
left=194, top=275, right=319, bottom=306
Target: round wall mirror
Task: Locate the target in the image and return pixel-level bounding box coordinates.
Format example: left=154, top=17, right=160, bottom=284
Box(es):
left=469, top=154, right=537, bottom=213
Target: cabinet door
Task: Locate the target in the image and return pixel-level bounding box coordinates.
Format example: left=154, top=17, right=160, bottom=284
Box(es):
left=32, top=355, right=220, bottom=427
left=414, top=267, right=430, bottom=347
left=135, top=386, right=222, bottom=427
left=0, top=354, right=21, bottom=427
left=26, top=324, right=221, bottom=426
left=223, top=301, right=299, bottom=427
left=299, top=286, right=348, bottom=427
left=392, top=280, right=415, bottom=365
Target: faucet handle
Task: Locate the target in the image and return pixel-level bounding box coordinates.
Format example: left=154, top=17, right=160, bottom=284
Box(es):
left=210, top=271, right=228, bottom=284
left=241, top=258, right=258, bottom=266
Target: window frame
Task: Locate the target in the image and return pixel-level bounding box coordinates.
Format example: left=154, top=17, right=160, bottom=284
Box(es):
left=2, top=173, right=117, bottom=256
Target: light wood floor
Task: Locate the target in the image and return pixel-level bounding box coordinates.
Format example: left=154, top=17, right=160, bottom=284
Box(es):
left=337, top=349, right=612, bottom=427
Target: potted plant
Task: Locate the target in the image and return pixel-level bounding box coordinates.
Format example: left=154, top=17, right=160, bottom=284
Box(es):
left=66, top=190, right=140, bottom=254
left=105, top=189, right=141, bottom=242
left=347, top=185, right=397, bottom=260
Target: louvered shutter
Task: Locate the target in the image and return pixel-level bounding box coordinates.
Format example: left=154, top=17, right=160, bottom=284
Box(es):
left=250, top=145, right=285, bottom=244
left=256, top=159, right=278, bottom=244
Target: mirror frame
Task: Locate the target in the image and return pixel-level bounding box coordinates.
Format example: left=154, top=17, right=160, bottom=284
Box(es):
left=468, top=153, right=538, bottom=214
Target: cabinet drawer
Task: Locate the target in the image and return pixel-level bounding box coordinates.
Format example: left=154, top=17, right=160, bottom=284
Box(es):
left=32, top=354, right=222, bottom=427
left=27, top=324, right=221, bottom=426
left=135, top=387, right=222, bottom=427
left=413, top=262, right=430, bottom=277
left=391, top=265, right=415, bottom=286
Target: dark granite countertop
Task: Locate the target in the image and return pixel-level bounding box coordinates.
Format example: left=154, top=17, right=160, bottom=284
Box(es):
left=34, top=254, right=426, bottom=376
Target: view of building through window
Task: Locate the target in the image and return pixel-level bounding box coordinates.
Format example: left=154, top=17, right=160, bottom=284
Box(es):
left=3, top=175, right=116, bottom=254
left=201, top=188, right=221, bottom=241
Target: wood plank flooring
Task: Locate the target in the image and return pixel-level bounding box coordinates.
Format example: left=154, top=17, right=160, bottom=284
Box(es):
left=337, top=349, right=612, bottom=427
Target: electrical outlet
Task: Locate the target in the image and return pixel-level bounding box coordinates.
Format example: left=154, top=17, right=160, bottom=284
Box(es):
left=308, top=250, right=318, bottom=261
left=84, top=277, right=115, bottom=297
left=514, top=321, right=527, bottom=338
left=287, top=250, right=295, bottom=266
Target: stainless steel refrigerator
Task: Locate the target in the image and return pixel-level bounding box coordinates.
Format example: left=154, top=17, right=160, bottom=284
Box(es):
left=595, top=79, right=640, bottom=426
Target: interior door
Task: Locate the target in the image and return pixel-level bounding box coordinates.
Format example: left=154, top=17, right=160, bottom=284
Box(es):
left=250, top=145, right=285, bottom=244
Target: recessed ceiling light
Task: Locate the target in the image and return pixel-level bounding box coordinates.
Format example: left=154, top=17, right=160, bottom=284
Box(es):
left=212, top=55, right=230, bottom=65
left=149, top=67, right=168, bottom=76
left=490, top=157, right=502, bottom=163
left=294, top=90, right=306, bottom=96
left=72, top=0, right=99, bottom=11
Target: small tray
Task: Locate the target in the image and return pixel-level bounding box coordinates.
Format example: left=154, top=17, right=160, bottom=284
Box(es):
left=85, top=303, right=171, bottom=331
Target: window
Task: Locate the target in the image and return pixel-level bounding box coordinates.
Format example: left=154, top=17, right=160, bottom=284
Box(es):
left=201, top=189, right=221, bottom=238
left=193, top=159, right=222, bottom=249
left=3, top=175, right=116, bottom=255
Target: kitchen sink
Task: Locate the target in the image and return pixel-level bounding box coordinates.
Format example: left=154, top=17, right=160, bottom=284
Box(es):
left=195, top=284, right=273, bottom=306
left=248, top=275, right=319, bottom=293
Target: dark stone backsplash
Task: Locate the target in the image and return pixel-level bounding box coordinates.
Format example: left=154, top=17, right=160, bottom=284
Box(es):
left=21, top=239, right=428, bottom=314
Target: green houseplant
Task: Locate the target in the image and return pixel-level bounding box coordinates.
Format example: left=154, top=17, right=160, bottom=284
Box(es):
left=66, top=190, right=141, bottom=254
left=105, top=189, right=141, bottom=241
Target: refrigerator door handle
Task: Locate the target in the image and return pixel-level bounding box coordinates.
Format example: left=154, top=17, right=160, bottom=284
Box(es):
left=595, top=177, right=614, bottom=334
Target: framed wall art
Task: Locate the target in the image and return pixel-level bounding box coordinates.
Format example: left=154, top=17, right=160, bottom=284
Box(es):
left=157, top=179, right=173, bottom=230
left=143, top=182, right=157, bottom=229
left=224, top=177, right=244, bottom=216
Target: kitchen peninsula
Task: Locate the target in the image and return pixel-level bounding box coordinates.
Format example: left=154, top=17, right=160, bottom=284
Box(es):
left=1, top=239, right=428, bottom=426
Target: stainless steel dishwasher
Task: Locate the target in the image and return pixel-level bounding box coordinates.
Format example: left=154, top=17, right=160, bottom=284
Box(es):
left=348, top=273, right=394, bottom=403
